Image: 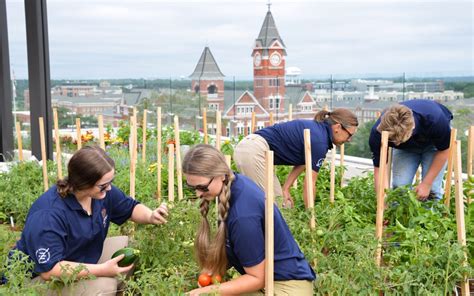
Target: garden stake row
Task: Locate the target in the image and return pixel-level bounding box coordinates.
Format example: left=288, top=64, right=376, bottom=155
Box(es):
left=251, top=111, right=256, bottom=133
left=39, top=117, right=49, bottom=192
left=216, top=110, right=222, bottom=151
left=265, top=150, right=274, bottom=295
left=269, top=112, right=274, bottom=126
left=53, top=108, right=63, bottom=179
left=468, top=125, right=474, bottom=203
left=174, top=116, right=183, bottom=200
left=76, top=118, right=82, bottom=150
left=339, top=143, right=344, bottom=188
left=129, top=115, right=137, bottom=199
left=329, top=144, right=336, bottom=204
left=15, top=122, right=23, bottom=161
left=444, top=128, right=458, bottom=208
left=375, top=131, right=389, bottom=266
left=288, top=104, right=293, bottom=121
left=453, top=140, right=470, bottom=295
left=386, top=147, right=392, bottom=187
left=304, top=129, right=316, bottom=229
left=156, top=107, right=162, bottom=201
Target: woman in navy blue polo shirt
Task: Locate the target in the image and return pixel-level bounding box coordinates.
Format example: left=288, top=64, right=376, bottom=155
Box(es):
left=183, top=144, right=316, bottom=295
left=12, top=146, right=168, bottom=295
left=234, top=108, right=358, bottom=208
left=369, top=99, right=453, bottom=200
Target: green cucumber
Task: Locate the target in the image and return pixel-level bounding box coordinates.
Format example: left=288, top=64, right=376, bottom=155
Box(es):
left=111, top=247, right=140, bottom=267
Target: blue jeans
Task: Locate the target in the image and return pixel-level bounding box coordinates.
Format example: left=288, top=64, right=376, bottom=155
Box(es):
left=391, top=145, right=448, bottom=200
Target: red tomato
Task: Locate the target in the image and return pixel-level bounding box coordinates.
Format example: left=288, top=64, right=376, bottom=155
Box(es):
left=213, top=274, right=222, bottom=283
left=198, top=274, right=212, bottom=287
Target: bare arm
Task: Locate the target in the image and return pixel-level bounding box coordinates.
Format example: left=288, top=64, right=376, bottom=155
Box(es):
left=415, top=149, right=449, bottom=200
left=40, top=254, right=132, bottom=281
left=281, top=165, right=305, bottom=207
left=130, top=203, right=168, bottom=225
left=189, top=261, right=265, bottom=295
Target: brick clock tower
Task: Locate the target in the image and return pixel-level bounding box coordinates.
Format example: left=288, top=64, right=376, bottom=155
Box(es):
left=252, top=5, right=286, bottom=115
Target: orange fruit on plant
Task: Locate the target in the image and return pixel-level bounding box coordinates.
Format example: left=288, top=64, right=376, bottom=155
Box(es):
left=212, top=274, right=222, bottom=283
left=198, top=273, right=212, bottom=287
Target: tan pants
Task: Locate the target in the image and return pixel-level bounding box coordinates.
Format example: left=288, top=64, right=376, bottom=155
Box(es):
left=233, top=134, right=283, bottom=197
left=243, top=280, right=314, bottom=296
left=32, top=236, right=129, bottom=296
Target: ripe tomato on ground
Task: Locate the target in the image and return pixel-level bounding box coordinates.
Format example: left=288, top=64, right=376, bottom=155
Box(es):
left=198, top=274, right=212, bottom=287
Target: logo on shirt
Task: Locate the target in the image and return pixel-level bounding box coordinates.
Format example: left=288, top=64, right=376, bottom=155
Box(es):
left=35, top=248, right=50, bottom=264
left=316, top=158, right=325, bottom=168
left=101, top=208, right=108, bottom=228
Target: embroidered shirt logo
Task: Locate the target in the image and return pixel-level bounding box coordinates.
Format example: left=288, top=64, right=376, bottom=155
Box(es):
left=101, top=208, right=108, bottom=228
left=316, top=158, right=325, bottom=168
left=35, top=248, right=50, bottom=264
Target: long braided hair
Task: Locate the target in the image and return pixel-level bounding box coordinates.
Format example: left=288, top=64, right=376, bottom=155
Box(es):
left=182, top=144, right=234, bottom=276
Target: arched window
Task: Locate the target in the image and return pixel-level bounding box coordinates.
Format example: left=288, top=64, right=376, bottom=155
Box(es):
left=207, top=85, right=217, bottom=94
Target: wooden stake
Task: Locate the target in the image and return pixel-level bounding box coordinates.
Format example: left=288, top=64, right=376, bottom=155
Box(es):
left=453, top=140, right=470, bottom=295
left=129, top=116, right=136, bottom=199
left=225, top=155, right=231, bottom=168
left=304, top=129, right=316, bottom=229
left=216, top=110, right=221, bottom=151
left=251, top=111, right=256, bottom=133
left=174, top=116, right=183, bottom=200
left=203, top=108, right=208, bottom=144
left=264, top=150, right=274, bottom=295
left=375, top=131, right=389, bottom=266
left=444, top=128, right=457, bottom=208
left=269, top=112, right=274, bottom=126
left=329, top=144, right=336, bottom=204
left=157, top=107, right=162, bottom=200
left=387, top=147, right=392, bottom=187
left=15, top=122, right=23, bottom=161
left=288, top=104, right=293, bottom=121
left=39, top=117, right=49, bottom=191
left=468, top=125, right=473, bottom=178
left=76, top=118, right=82, bottom=150
left=142, top=110, right=148, bottom=162
left=168, top=143, right=175, bottom=202
left=53, top=108, right=62, bottom=179
left=339, top=144, right=344, bottom=187
left=98, top=114, right=105, bottom=150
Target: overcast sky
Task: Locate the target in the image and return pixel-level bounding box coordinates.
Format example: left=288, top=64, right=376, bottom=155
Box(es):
left=6, top=0, right=473, bottom=80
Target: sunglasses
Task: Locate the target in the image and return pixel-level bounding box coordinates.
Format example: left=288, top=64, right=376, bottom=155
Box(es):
left=97, top=178, right=114, bottom=192
left=185, top=177, right=214, bottom=192
left=340, top=124, right=354, bottom=140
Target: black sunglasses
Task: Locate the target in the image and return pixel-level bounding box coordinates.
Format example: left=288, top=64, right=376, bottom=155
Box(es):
left=97, top=178, right=114, bottom=192
left=340, top=124, right=354, bottom=139
left=185, top=177, right=214, bottom=192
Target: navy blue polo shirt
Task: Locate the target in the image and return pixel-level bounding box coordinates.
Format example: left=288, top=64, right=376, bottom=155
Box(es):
left=226, top=173, right=316, bottom=281
left=255, top=119, right=333, bottom=172
left=369, top=99, right=453, bottom=167
left=14, top=185, right=139, bottom=275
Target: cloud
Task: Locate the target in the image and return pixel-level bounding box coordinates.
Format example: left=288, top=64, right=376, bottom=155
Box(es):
left=6, top=0, right=473, bottom=79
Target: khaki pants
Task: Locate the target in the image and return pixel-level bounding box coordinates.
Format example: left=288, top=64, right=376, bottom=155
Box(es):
left=32, top=236, right=129, bottom=296
left=243, top=280, right=314, bottom=296
left=233, top=134, right=283, bottom=197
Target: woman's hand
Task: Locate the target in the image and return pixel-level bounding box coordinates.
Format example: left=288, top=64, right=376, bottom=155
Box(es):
left=282, top=189, right=294, bottom=208
left=100, top=254, right=134, bottom=277
left=187, top=286, right=215, bottom=296
left=149, top=202, right=169, bottom=225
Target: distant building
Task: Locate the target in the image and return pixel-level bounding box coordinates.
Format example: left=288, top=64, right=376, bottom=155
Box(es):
left=189, top=46, right=225, bottom=112
left=285, top=67, right=302, bottom=85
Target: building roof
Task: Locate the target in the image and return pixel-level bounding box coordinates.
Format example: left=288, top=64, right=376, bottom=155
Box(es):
left=255, top=9, right=286, bottom=55
left=189, top=47, right=225, bottom=79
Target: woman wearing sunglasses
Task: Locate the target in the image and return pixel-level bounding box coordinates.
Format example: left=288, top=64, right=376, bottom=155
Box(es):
left=234, top=108, right=358, bottom=208
left=183, top=144, right=315, bottom=295
left=9, top=146, right=168, bottom=295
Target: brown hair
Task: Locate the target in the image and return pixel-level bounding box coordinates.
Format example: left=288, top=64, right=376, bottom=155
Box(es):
left=377, top=104, right=414, bottom=145
left=56, top=146, right=115, bottom=197
left=182, top=144, right=234, bottom=277
left=314, top=108, right=359, bottom=129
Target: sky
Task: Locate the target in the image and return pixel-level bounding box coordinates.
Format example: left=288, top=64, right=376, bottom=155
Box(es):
left=5, top=0, right=474, bottom=80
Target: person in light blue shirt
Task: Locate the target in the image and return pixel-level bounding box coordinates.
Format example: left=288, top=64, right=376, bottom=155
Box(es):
left=183, top=144, right=315, bottom=295
left=369, top=99, right=453, bottom=200
left=9, top=146, right=169, bottom=295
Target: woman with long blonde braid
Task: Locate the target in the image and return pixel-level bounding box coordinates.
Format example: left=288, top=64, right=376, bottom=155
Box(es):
left=184, top=144, right=315, bottom=295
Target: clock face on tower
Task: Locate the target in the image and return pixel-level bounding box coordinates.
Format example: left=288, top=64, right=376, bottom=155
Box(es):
left=270, top=52, right=281, bottom=66
left=254, top=53, right=261, bottom=67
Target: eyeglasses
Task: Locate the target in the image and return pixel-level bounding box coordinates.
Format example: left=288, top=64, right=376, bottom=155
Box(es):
left=97, top=178, right=114, bottom=192
left=185, top=177, right=214, bottom=192
left=340, top=124, right=354, bottom=140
